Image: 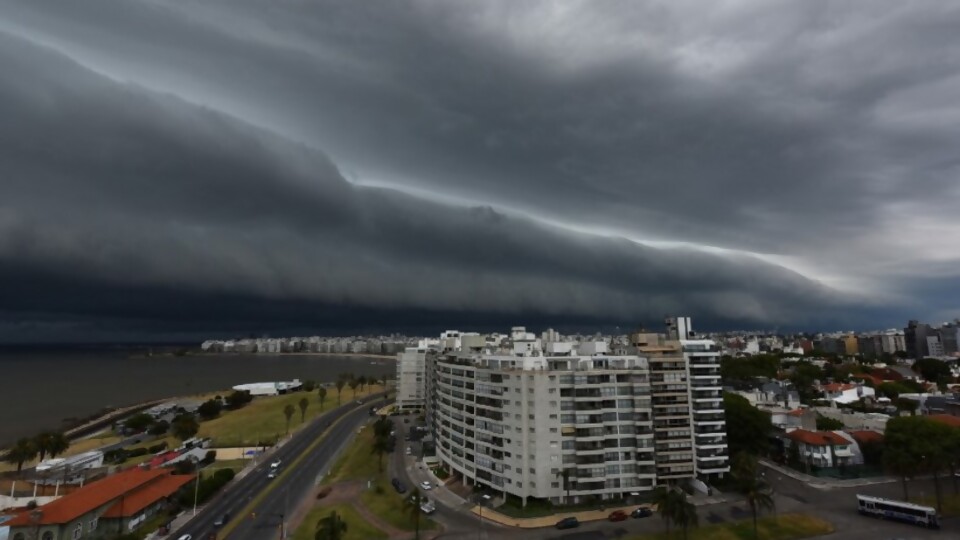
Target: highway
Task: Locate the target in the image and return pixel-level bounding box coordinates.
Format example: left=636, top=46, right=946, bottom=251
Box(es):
left=171, top=393, right=388, bottom=540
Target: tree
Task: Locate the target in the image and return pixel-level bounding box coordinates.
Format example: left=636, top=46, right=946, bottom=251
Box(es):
left=34, top=432, right=53, bottom=461
left=315, top=509, right=348, bottom=540
left=335, top=376, right=348, bottom=405
left=815, top=415, right=844, bottom=431
left=913, top=358, right=951, bottom=384
left=298, top=397, right=309, bottom=423
left=723, top=393, right=772, bottom=457
left=733, top=454, right=776, bottom=540
left=653, top=487, right=698, bottom=539
left=47, top=432, right=69, bottom=459
left=372, top=434, right=390, bottom=472
left=380, top=374, right=389, bottom=389
left=171, top=413, right=199, bottom=441
left=303, top=379, right=317, bottom=392
left=5, top=438, right=37, bottom=474
left=124, top=412, right=154, bottom=432
left=225, top=390, right=253, bottom=409
left=318, top=386, right=328, bottom=409
left=404, top=490, right=424, bottom=540
left=149, top=420, right=170, bottom=436
left=357, top=375, right=367, bottom=392
left=283, top=404, right=296, bottom=434
left=348, top=377, right=360, bottom=399
left=721, top=354, right=780, bottom=380
left=198, top=399, right=223, bottom=420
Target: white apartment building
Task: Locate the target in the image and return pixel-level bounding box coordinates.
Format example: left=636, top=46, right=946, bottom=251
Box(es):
left=396, top=346, right=428, bottom=412
left=426, top=318, right=729, bottom=506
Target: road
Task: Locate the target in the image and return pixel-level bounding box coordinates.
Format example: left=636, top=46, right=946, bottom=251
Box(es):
left=171, top=394, right=388, bottom=540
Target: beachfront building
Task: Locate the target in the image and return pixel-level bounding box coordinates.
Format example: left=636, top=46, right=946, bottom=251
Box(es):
left=427, top=318, right=729, bottom=506
left=396, top=346, right=428, bottom=412
left=2, top=468, right=194, bottom=540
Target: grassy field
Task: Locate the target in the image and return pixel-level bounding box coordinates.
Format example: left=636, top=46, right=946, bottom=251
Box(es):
left=293, top=503, right=388, bottom=540
left=323, top=422, right=437, bottom=533
left=629, top=513, right=833, bottom=540
left=198, top=385, right=381, bottom=447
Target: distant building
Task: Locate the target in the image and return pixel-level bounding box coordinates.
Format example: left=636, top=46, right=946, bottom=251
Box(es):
left=396, top=346, right=427, bottom=412
left=784, top=429, right=855, bottom=468
left=905, top=320, right=934, bottom=359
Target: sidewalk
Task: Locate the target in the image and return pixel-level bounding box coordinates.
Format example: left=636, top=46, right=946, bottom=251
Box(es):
left=760, top=459, right=896, bottom=489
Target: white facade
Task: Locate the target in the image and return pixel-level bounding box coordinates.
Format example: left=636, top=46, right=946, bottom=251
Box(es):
left=396, top=347, right=427, bottom=411
left=428, top=319, right=728, bottom=505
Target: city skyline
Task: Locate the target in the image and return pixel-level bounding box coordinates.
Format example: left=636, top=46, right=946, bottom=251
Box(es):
left=2, top=1, right=960, bottom=342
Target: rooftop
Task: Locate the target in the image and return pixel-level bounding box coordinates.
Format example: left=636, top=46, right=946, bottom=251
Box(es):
left=785, top=429, right=849, bottom=446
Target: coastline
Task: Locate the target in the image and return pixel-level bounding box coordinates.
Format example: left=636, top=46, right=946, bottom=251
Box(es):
left=132, top=352, right=396, bottom=360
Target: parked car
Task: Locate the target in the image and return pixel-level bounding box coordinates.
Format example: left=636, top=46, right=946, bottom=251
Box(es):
left=420, top=499, right=436, bottom=514
left=631, top=507, right=653, bottom=519
left=392, top=478, right=407, bottom=494
left=420, top=481, right=432, bottom=490
left=555, top=517, right=579, bottom=530
left=608, top=510, right=628, bottom=522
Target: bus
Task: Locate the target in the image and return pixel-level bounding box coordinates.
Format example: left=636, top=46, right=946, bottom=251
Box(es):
left=856, top=494, right=939, bottom=529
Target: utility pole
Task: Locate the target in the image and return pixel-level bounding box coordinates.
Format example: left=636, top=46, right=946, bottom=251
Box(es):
left=193, top=471, right=201, bottom=515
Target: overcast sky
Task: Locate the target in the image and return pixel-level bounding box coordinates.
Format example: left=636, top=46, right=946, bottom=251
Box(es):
left=1, top=0, right=958, bottom=342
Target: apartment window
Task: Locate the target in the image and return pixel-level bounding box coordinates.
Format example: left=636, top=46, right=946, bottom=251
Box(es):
left=549, top=428, right=558, bottom=433
left=549, top=401, right=558, bottom=407
left=89, top=517, right=98, bottom=531
left=548, top=388, right=557, bottom=394
left=517, top=482, right=523, bottom=487
left=529, top=468, right=536, bottom=474
left=551, top=455, right=559, bottom=461
left=552, top=482, right=560, bottom=488
left=549, top=414, right=557, bottom=419
left=528, top=414, right=535, bottom=420
left=73, top=524, right=83, bottom=540
left=549, top=375, right=556, bottom=381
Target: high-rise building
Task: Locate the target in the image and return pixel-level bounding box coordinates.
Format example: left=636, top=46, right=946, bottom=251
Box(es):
left=425, top=318, right=728, bottom=506
left=396, top=346, right=427, bottom=412
left=905, top=320, right=933, bottom=359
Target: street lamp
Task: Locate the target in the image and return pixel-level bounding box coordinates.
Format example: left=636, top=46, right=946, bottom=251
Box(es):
left=477, top=493, right=491, bottom=540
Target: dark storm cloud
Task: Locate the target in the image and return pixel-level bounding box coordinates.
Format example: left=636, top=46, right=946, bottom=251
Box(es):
left=0, top=28, right=860, bottom=339
left=1, top=0, right=958, bottom=338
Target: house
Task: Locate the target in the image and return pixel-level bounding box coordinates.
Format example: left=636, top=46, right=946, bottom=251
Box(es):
left=3, top=468, right=194, bottom=540
left=784, top=429, right=855, bottom=468
left=820, top=382, right=875, bottom=404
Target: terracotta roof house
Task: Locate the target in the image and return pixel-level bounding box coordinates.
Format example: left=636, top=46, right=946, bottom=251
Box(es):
left=4, top=468, right=194, bottom=540
left=848, top=430, right=884, bottom=445
left=784, top=429, right=855, bottom=468
left=928, top=414, right=960, bottom=428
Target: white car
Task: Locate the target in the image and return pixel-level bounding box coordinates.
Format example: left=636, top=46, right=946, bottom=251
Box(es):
left=420, top=481, right=432, bottom=490
left=420, top=499, right=436, bottom=514
left=270, top=459, right=282, bottom=469
left=177, top=535, right=192, bottom=540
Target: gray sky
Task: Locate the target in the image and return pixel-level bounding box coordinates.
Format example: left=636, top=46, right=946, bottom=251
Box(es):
left=1, top=0, right=958, bottom=341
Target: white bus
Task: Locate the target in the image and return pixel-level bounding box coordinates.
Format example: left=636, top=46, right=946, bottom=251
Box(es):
left=857, top=495, right=939, bottom=529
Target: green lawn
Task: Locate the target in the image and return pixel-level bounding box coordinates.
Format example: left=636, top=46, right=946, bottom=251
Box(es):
left=199, top=386, right=380, bottom=447
left=293, top=503, right=387, bottom=540
left=0, top=431, right=122, bottom=473
left=629, top=513, right=833, bottom=540
left=323, top=425, right=381, bottom=483
left=322, top=421, right=437, bottom=533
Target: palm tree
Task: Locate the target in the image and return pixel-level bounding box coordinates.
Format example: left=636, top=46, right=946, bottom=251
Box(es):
left=34, top=432, right=53, bottom=461
left=404, top=490, right=424, bottom=540
left=298, top=397, right=309, bottom=423
left=652, top=487, right=675, bottom=538
left=373, top=415, right=392, bottom=440
left=348, top=377, right=360, bottom=399
left=317, top=387, right=328, bottom=409
left=734, top=455, right=776, bottom=539
left=315, top=509, right=348, bottom=540
left=283, top=404, right=296, bottom=434
left=48, top=432, right=69, bottom=459
left=5, top=438, right=38, bottom=475
left=672, top=490, right=699, bottom=540
left=371, top=435, right=390, bottom=472
left=357, top=375, right=367, bottom=392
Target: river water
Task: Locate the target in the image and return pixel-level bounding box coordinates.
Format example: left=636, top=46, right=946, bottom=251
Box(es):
left=0, top=348, right=395, bottom=445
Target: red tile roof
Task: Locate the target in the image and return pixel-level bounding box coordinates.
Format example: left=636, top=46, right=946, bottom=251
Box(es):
left=5, top=469, right=192, bottom=526
left=101, top=474, right=194, bottom=518
left=786, top=408, right=806, bottom=417
left=785, top=429, right=849, bottom=446
left=849, top=430, right=884, bottom=444
left=928, top=414, right=960, bottom=428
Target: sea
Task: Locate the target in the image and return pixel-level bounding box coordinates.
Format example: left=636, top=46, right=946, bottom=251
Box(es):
left=0, top=348, right=395, bottom=445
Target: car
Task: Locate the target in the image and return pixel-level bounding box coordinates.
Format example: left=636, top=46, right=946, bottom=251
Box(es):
left=267, top=470, right=277, bottom=479
left=420, top=481, right=432, bottom=490
left=177, top=535, right=192, bottom=540
left=213, top=513, right=230, bottom=527
left=608, top=510, right=628, bottom=522
left=555, top=517, right=579, bottom=530
left=420, top=499, right=436, bottom=514
left=270, top=459, right=282, bottom=469
left=631, top=507, right=653, bottom=519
